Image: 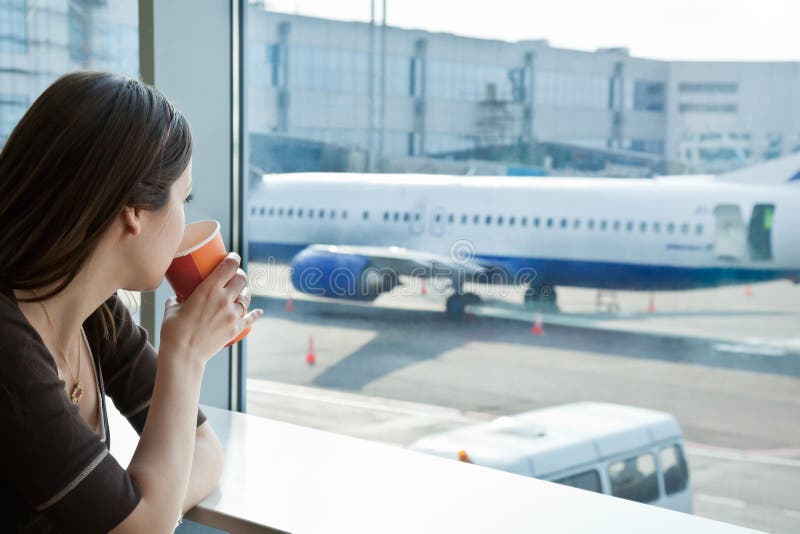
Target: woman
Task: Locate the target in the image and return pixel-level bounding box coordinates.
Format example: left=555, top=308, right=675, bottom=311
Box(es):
left=0, top=71, right=262, bottom=533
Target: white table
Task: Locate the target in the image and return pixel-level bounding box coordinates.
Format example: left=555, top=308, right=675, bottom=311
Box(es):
left=109, top=403, right=761, bottom=534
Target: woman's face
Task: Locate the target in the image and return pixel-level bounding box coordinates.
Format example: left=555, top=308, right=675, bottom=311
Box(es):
left=130, top=159, right=193, bottom=291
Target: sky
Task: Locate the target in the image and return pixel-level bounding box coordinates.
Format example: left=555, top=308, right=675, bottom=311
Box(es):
left=258, top=0, right=800, bottom=61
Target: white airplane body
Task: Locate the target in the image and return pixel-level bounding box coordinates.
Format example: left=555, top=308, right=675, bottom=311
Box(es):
left=247, top=160, right=800, bottom=315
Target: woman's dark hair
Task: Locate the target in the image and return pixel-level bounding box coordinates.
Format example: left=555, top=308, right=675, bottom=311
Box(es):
left=0, top=71, right=193, bottom=346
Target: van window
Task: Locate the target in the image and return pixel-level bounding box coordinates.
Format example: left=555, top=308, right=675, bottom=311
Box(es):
left=553, top=469, right=602, bottom=494
left=660, top=445, right=689, bottom=495
left=608, top=453, right=659, bottom=504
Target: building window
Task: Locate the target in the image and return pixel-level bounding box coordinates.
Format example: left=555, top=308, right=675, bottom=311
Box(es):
left=633, top=81, right=665, bottom=112
left=679, top=103, right=737, bottom=114
left=678, top=82, right=738, bottom=94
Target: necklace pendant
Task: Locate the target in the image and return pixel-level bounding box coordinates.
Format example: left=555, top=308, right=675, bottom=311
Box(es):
left=70, top=382, right=84, bottom=404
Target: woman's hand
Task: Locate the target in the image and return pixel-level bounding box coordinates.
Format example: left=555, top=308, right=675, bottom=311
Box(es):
left=160, top=252, right=262, bottom=364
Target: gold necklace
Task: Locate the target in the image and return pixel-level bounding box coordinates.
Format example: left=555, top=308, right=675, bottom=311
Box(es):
left=31, top=289, right=84, bottom=404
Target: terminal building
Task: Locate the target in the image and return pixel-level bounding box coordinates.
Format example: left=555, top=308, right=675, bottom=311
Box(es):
left=1, top=2, right=799, bottom=176
left=246, top=7, right=800, bottom=175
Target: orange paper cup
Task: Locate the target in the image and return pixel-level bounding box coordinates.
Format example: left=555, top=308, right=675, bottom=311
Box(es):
left=165, top=219, right=252, bottom=347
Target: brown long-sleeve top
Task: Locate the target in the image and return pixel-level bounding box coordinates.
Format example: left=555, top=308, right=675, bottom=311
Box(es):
left=0, top=287, right=207, bottom=533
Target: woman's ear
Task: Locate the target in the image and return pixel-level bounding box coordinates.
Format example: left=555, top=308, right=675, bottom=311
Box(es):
left=120, top=205, right=143, bottom=237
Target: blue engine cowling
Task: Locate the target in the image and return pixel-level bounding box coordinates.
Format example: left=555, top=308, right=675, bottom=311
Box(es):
left=289, top=249, right=397, bottom=301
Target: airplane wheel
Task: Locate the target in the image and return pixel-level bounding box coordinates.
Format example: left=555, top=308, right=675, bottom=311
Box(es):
left=446, top=294, right=466, bottom=320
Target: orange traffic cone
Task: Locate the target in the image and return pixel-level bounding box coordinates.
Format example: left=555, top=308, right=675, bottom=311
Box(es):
left=648, top=293, right=656, bottom=314
left=305, top=336, right=316, bottom=366
left=458, top=450, right=473, bottom=463
left=530, top=311, right=543, bottom=335
left=421, top=278, right=427, bottom=296
left=745, top=285, right=752, bottom=297
left=285, top=296, right=295, bottom=312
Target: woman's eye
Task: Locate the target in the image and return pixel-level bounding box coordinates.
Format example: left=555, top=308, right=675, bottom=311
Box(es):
left=185, top=194, right=193, bottom=204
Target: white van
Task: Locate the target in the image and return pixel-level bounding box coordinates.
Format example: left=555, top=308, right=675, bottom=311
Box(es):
left=409, top=402, right=692, bottom=513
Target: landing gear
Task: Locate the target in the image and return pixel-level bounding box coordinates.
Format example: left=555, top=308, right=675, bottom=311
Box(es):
left=445, top=292, right=481, bottom=320
left=524, top=284, right=558, bottom=312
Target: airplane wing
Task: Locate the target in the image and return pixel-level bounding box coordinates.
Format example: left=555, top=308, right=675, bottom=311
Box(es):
left=302, top=244, right=488, bottom=281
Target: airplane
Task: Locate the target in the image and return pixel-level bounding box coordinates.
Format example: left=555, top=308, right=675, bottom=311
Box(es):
left=246, top=155, right=800, bottom=319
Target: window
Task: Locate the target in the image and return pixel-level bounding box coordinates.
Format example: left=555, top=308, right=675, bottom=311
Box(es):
left=363, top=210, right=369, bottom=220
left=278, top=207, right=284, bottom=216
left=258, top=206, right=264, bottom=215
left=660, top=445, right=689, bottom=495
left=342, top=210, right=348, bottom=220
left=587, top=219, right=595, bottom=230
left=448, top=213, right=455, bottom=224
left=695, top=223, right=704, bottom=235
left=626, top=221, right=634, bottom=232
left=287, top=208, right=294, bottom=217
left=461, top=214, right=467, bottom=224
left=330, top=209, right=336, bottom=219
left=435, top=213, right=442, bottom=223
left=667, top=222, right=675, bottom=234
left=298, top=208, right=304, bottom=217
left=318, top=208, right=325, bottom=218
left=497, top=215, right=504, bottom=226
left=509, top=216, right=515, bottom=226
left=394, top=212, right=400, bottom=222
left=308, top=208, right=314, bottom=218
left=639, top=221, right=647, bottom=232
left=403, top=212, right=410, bottom=222
left=546, top=217, right=553, bottom=228
left=653, top=222, right=660, bottom=233
left=573, top=219, right=581, bottom=229
left=679, top=103, right=737, bottom=114
left=613, top=221, right=621, bottom=231
left=560, top=218, right=567, bottom=229
left=600, top=220, right=607, bottom=231
left=521, top=216, right=528, bottom=227
left=473, top=214, right=480, bottom=225
left=269, top=207, right=275, bottom=216
left=608, top=453, right=659, bottom=504
left=678, top=82, right=738, bottom=93
left=485, top=215, right=492, bottom=225
left=554, top=470, right=602, bottom=494
left=681, top=223, right=689, bottom=235
left=383, top=211, right=389, bottom=221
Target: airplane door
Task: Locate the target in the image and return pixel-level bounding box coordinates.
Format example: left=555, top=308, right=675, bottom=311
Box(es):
left=410, top=206, right=426, bottom=235
left=748, top=204, right=774, bottom=261
left=429, top=206, right=446, bottom=236
left=713, top=205, right=747, bottom=261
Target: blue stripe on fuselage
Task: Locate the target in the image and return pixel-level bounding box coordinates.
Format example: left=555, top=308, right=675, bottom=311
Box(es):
left=248, top=241, right=795, bottom=291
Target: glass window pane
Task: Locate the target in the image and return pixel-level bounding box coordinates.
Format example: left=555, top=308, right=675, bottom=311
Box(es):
left=608, top=454, right=660, bottom=504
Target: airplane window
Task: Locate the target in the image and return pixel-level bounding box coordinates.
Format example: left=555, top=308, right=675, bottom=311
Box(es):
left=695, top=223, right=704, bottom=235
left=535, top=217, right=542, bottom=228
left=626, top=221, right=634, bottom=232
left=461, top=214, right=468, bottom=224
left=448, top=214, right=455, bottom=224
left=329, top=209, right=336, bottom=219
left=255, top=207, right=261, bottom=216
left=415, top=213, right=421, bottom=221
left=653, top=222, right=660, bottom=233
left=546, top=217, right=553, bottom=228
left=318, top=208, right=325, bottom=218
left=435, top=213, right=442, bottom=223
left=278, top=207, right=284, bottom=216
left=681, top=223, right=689, bottom=235
left=509, top=216, right=516, bottom=226
left=574, top=219, right=581, bottom=229
left=383, top=211, right=389, bottom=221
left=287, top=208, right=294, bottom=217
left=560, top=218, right=568, bottom=229
left=667, top=222, right=675, bottom=234
left=403, top=212, right=410, bottom=222
left=298, top=208, right=304, bottom=217
left=342, top=210, right=348, bottom=220
left=587, top=219, right=595, bottom=230
left=394, top=212, right=400, bottom=222
left=268, top=207, right=275, bottom=216
left=600, top=220, right=607, bottom=230
left=613, top=221, right=621, bottom=231
left=308, top=208, right=314, bottom=219
left=485, top=215, right=492, bottom=225
left=473, top=214, right=480, bottom=224
left=639, top=222, right=647, bottom=232
left=521, top=217, right=528, bottom=227
left=497, top=216, right=504, bottom=226
left=363, top=210, right=369, bottom=220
